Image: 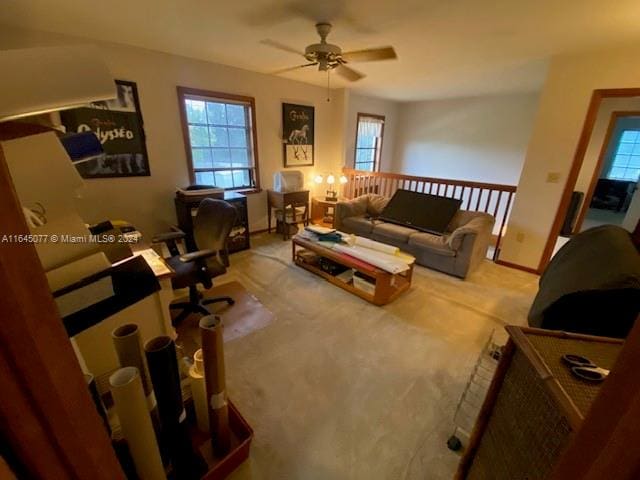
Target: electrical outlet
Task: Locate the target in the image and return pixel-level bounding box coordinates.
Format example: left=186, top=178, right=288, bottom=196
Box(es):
left=546, top=172, right=561, bottom=183
left=516, top=232, right=525, bottom=243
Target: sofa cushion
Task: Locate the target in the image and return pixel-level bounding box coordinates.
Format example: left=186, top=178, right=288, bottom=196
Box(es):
left=366, top=194, right=390, bottom=217
left=372, top=222, right=417, bottom=243
left=408, top=232, right=456, bottom=257
left=342, top=215, right=375, bottom=235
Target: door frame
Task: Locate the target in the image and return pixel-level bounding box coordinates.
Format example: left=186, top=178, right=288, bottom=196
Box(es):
left=539, top=88, right=640, bottom=272
left=0, top=123, right=124, bottom=478
left=573, top=110, right=640, bottom=233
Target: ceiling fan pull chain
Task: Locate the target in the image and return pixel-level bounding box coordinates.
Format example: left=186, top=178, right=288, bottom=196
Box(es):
left=326, top=68, right=331, bottom=102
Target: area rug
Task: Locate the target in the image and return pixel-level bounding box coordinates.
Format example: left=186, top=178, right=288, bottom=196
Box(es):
left=173, top=280, right=274, bottom=357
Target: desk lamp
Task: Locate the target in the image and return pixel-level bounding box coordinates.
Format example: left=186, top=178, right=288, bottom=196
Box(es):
left=314, top=173, right=348, bottom=201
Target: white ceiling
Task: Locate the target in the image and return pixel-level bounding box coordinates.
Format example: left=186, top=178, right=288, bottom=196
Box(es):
left=3, top=0, right=640, bottom=101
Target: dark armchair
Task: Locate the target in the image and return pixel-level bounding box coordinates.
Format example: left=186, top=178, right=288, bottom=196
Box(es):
left=153, top=198, right=237, bottom=325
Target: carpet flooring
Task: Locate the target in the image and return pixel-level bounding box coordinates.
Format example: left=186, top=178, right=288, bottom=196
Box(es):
left=179, top=234, right=539, bottom=480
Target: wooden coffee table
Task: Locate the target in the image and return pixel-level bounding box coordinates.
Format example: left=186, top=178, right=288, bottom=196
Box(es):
left=291, top=236, right=413, bottom=305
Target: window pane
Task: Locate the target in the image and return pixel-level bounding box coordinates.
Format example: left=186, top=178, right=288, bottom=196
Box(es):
left=610, top=167, right=625, bottom=179
left=231, top=148, right=249, bottom=166
left=356, top=148, right=375, bottom=163
left=356, top=162, right=374, bottom=172
left=192, top=148, right=212, bottom=168
left=226, top=104, right=246, bottom=126
left=232, top=169, right=250, bottom=187
left=228, top=127, right=248, bottom=148
left=211, top=148, right=232, bottom=168
left=632, top=143, right=640, bottom=155
left=357, top=134, right=376, bottom=148
left=620, top=130, right=638, bottom=143
left=206, top=102, right=226, bottom=125
left=209, top=127, right=229, bottom=147
left=629, top=155, right=640, bottom=168
left=626, top=169, right=640, bottom=181
left=617, top=142, right=634, bottom=154
left=214, top=170, right=234, bottom=189
left=189, top=126, right=209, bottom=147
left=195, top=171, right=214, bottom=185
left=614, top=154, right=631, bottom=167
left=186, top=99, right=207, bottom=124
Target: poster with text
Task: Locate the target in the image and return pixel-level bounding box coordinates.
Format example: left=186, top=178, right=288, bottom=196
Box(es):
left=282, top=103, right=314, bottom=167
left=60, top=80, right=150, bottom=178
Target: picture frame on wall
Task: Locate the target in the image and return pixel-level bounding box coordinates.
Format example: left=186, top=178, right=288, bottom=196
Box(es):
left=60, top=79, right=151, bottom=178
left=282, top=103, right=314, bottom=167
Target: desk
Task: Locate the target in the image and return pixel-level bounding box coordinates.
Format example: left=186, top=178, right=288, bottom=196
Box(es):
left=175, top=190, right=250, bottom=253
left=266, top=189, right=310, bottom=240
left=71, top=244, right=176, bottom=386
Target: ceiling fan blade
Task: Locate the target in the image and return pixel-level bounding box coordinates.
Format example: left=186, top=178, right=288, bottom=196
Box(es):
left=341, top=47, right=397, bottom=63
left=335, top=64, right=365, bottom=82
left=272, top=63, right=318, bottom=75
left=260, top=39, right=306, bottom=57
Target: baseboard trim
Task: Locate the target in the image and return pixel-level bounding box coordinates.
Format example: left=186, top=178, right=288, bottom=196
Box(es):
left=250, top=228, right=269, bottom=235
left=495, top=259, right=540, bottom=275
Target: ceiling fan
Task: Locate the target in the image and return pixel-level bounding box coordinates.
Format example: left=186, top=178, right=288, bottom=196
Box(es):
left=262, top=22, right=397, bottom=82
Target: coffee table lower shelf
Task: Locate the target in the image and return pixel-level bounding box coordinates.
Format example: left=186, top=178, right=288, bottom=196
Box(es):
left=292, top=237, right=413, bottom=305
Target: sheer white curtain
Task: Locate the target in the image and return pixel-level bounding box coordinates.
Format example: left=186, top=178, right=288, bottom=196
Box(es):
left=355, top=116, right=384, bottom=171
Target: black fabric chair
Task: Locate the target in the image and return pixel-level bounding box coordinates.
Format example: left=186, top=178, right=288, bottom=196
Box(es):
left=153, top=198, right=237, bottom=325
left=528, top=225, right=640, bottom=338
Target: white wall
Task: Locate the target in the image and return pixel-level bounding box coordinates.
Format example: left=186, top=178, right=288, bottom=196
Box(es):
left=392, top=93, right=540, bottom=185
left=0, top=26, right=346, bottom=237
left=499, top=43, right=640, bottom=269
left=344, top=92, right=399, bottom=172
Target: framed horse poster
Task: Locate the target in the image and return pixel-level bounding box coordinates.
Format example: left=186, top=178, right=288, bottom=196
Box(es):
left=282, top=103, right=314, bottom=167
left=60, top=79, right=151, bottom=178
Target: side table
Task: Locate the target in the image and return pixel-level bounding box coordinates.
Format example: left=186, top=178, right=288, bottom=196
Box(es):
left=311, top=197, right=343, bottom=228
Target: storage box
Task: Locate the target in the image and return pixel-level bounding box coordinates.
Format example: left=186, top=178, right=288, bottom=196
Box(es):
left=353, top=272, right=375, bottom=295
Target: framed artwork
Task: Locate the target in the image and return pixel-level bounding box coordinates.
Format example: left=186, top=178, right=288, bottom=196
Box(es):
left=282, top=103, right=314, bottom=167
left=60, top=80, right=150, bottom=178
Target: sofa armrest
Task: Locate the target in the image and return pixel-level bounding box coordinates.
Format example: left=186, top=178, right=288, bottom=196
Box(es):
left=447, top=216, right=494, bottom=250
left=335, top=197, right=368, bottom=230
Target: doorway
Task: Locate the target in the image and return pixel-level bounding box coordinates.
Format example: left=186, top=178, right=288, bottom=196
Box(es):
left=544, top=89, right=640, bottom=267
left=577, top=111, right=640, bottom=232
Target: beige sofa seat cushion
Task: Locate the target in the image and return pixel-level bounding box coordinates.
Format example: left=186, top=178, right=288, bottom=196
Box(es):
left=372, top=222, right=417, bottom=243
left=408, top=232, right=456, bottom=257
left=342, top=216, right=376, bottom=235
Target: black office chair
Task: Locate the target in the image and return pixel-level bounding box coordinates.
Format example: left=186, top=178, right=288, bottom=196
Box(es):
left=153, top=198, right=237, bottom=326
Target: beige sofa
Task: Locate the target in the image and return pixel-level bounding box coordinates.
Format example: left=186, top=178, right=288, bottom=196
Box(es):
left=335, top=194, right=495, bottom=278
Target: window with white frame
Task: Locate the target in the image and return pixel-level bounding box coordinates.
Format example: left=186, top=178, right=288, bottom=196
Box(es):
left=178, top=87, right=259, bottom=190
left=354, top=113, right=385, bottom=172
left=608, top=129, right=640, bottom=182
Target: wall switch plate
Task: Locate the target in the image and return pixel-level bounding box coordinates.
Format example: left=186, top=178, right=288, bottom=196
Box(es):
left=546, top=172, right=561, bottom=183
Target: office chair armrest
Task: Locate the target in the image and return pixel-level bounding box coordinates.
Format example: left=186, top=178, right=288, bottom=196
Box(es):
left=179, top=249, right=216, bottom=263
left=152, top=230, right=186, bottom=243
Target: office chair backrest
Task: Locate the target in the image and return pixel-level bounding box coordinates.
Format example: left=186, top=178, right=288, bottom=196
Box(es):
left=193, top=198, right=237, bottom=255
